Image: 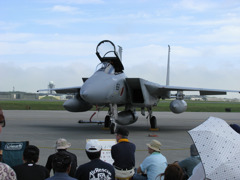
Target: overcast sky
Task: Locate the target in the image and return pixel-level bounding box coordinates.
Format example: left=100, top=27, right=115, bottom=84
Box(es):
left=0, top=0, right=240, bottom=98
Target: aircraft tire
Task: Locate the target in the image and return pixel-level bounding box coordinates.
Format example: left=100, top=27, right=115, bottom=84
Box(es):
left=110, top=123, right=116, bottom=134
left=150, top=116, right=157, bottom=129
left=104, top=115, right=111, bottom=128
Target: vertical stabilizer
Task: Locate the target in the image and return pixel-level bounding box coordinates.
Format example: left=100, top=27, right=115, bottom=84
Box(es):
left=166, top=45, right=170, bottom=85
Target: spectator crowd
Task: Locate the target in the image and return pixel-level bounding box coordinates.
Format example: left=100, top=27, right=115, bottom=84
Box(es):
left=1, top=123, right=240, bottom=180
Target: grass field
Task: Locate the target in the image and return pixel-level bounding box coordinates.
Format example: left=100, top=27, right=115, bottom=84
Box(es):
left=0, top=100, right=240, bottom=112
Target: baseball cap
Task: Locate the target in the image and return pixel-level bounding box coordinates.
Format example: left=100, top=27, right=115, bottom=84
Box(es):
left=85, top=140, right=102, bottom=152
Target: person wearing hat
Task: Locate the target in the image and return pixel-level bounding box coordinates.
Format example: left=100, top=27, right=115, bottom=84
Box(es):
left=177, top=144, right=201, bottom=178
left=45, top=138, right=77, bottom=177
left=46, top=151, right=77, bottom=180
left=111, top=126, right=136, bottom=179
left=13, top=145, right=49, bottom=180
left=75, top=140, right=115, bottom=179
left=133, top=140, right=167, bottom=180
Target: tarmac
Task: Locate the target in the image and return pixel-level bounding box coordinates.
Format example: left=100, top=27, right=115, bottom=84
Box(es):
left=1, top=110, right=240, bottom=169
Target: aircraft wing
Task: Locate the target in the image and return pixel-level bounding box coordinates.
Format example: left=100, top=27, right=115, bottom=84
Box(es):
left=144, top=81, right=240, bottom=96
left=37, top=86, right=81, bottom=94
left=126, top=78, right=240, bottom=102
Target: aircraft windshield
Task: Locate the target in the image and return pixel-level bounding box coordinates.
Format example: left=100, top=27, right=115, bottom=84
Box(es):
left=96, top=62, right=115, bottom=74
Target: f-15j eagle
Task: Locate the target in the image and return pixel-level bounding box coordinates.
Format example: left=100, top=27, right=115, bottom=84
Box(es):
left=38, top=40, right=240, bottom=133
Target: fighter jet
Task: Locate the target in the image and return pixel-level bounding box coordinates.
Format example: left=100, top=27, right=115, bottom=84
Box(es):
left=38, top=40, right=240, bottom=133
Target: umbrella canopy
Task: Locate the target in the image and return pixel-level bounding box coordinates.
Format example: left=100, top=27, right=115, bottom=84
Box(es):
left=188, top=116, right=240, bottom=180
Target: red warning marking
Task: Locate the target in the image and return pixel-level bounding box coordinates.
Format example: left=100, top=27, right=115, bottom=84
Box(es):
left=120, top=87, right=124, bottom=96
left=89, top=112, right=96, bottom=122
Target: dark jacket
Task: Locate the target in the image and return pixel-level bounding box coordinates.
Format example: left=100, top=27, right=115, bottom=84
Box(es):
left=46, top=149, right=77, bottom=177
left=111, top=139, right=136, bottom=169
left=13, top=162, right=49, bottom=180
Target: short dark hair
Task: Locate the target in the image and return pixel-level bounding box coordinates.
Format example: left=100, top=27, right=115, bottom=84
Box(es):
left=115, top=126, right=129, bottom=138
left=86, top=150, right=101, bottom=160
left=52, top=151, right=71, bottom=172
left=23, top=145, right=39, bottom=163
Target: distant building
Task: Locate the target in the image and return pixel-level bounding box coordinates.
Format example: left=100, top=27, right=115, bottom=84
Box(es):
left=190, top=97, right=203, bottom=101
left=0, top=91, right=39, bottom=100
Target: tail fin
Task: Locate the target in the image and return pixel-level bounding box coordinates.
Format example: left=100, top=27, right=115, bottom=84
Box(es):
left=166, top=45, right=170, bottom=86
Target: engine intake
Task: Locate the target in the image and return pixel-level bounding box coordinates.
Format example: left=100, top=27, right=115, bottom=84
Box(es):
left=116, top=110, right=138, bottom=125
left=63, top=95, right=92, bottom=112
left=170, top=100, right=187, bottom=114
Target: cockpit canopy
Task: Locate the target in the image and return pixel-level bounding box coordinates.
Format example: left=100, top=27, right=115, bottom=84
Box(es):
left=96, top=40, right=124, bottom=73
left=96, top=62, right=115, bottom=75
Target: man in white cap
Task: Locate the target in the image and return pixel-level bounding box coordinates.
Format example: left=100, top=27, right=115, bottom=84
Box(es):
left=133, top=140, right=167, bottom=180
left=45, top=138, right=77, bottom=177
left=75, top=140, right=115, bottom=180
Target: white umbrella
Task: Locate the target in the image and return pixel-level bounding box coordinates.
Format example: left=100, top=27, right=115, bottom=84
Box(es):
left=188, top=116, right=240, bottom=180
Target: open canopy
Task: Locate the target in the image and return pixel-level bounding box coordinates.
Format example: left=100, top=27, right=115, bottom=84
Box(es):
left=96, top=40, right=124, bottom=73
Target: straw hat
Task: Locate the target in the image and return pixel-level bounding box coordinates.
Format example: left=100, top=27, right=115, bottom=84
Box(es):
left=147, top=140, right=162, bottom=152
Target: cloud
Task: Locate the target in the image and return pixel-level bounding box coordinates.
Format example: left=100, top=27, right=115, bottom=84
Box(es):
left=51, top=5, right=82, bottom=14
left=42, top=0, right=104, bottom=4
left=174, top=0, right=216, bottom=12
left=0, top=62, right=93, bottom=93
left=0, top=21, right=21, bottom=31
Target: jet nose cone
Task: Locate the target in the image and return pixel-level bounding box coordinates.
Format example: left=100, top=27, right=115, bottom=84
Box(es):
left=80, top=72, right=114, bottom=104
left=80, top=88, right=98, bottom=103
left=80, top=89, right=89, bottom=100
left=80, top=84, right=110, bottom=104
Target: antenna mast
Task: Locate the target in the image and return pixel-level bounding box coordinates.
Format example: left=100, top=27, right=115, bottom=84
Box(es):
left=166, top=45, right=170, bottom=85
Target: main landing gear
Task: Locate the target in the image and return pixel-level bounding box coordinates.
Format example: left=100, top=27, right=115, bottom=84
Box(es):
left=104, top=115, right=117, bottom=134
left=104, top=104, right=118, bottom=134
left=104, top=115, right=111, bottom=128
left=150, top=116, right=157, bottom=129
left=110, top=122, right=116, bottom=134
left=146, top=107, right=157, bottom=129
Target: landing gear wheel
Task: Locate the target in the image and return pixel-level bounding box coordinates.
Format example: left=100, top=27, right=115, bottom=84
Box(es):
left=104, top=115, right=111, bottom=128
left=150, top=116, right=157, bottom=129
left=110, top=123, right=116, bottom=134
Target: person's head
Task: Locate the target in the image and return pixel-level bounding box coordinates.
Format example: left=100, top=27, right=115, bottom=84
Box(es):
left=85, top=140, right=102, bottom=160
left=190, top=144, right=199, bottom=156
left=23, top=145, right=39, bottom=163
left=52, top=151, right=72, bottom=173
left=161, top=163, right=184, bottom=180
left=55, top=138, right=71, bottom=151
left=147, top=139, right=162, bottom=154
left=115, top=126, right=129, bottom=142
